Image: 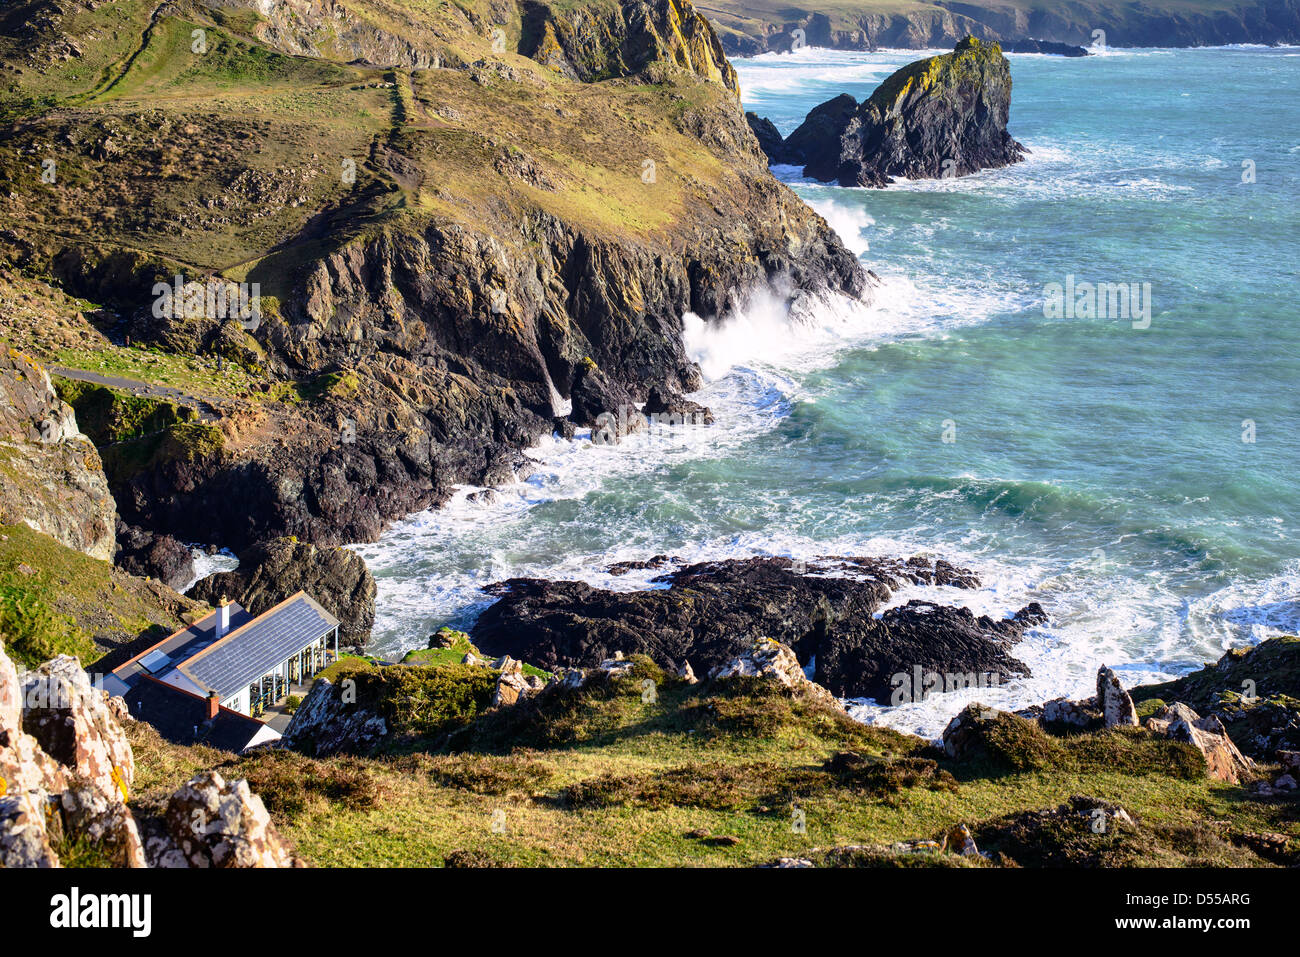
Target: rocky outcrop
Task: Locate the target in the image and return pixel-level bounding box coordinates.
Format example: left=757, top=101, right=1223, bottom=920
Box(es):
left=282, top=676, right=389, bottom=757
left=0, top=639, right=295, bottom=867
left=115, top=520, right=195, bottom=591
left=709, top=636, right=843, bottom=710
left=521, top=0, right=739, bottom=94
left=471, top=555, right=1046, bottom=701
left=147, top=770, right=303, bottom=868
left=190, top=537, right=376, bottom=648
left=1096, top=665, right=1138, bottom=728
left=0, top=350, right=115, bottom=560
left=1132, top=637, right=1300, bottom=761
left=760, top=37, right=1026, bottom=187
left=21, top=654, right=135, bottom=800
left=1146, top=703, right=1253, bottom=785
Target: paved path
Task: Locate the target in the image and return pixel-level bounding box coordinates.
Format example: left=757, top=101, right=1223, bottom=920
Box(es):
left=52, top=367, right=221, bottom=421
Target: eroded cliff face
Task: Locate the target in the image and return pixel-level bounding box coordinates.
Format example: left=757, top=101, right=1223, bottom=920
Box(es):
left=706, top=0, right=1300, bottom=55
left=0, top=350, right=116, bottom=560
left=521, top=0, right=739, bottom=92
left=0, top=0, right=865, bottom=551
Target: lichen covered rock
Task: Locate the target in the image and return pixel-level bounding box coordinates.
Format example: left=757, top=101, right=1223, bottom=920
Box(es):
left=151, top=770, right=301, bottom=868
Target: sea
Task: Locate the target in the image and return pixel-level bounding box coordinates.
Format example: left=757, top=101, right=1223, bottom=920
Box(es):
left=348, top=44, right=1300, bottom=738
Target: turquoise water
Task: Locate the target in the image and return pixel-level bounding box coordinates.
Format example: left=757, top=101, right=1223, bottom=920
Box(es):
left=355, top=46, right=1300, bottom=736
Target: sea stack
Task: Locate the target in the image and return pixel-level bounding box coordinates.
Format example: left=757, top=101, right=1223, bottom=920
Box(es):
left=751, top=36, right=1027, bottom=187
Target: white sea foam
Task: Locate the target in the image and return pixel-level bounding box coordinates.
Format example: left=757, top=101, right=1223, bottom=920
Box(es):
left=180, top=546, right=238, bottom=593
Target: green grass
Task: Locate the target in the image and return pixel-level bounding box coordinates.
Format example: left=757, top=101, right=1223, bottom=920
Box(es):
left=0, top=524, right=199, bottom=667
left=118, top=652, right=1299, bottom=867
left=54, top=379, right=196, bottom=445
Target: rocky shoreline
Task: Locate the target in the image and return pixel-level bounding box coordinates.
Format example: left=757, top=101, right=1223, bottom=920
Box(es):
left=703, top=0, right=1300, bottom=56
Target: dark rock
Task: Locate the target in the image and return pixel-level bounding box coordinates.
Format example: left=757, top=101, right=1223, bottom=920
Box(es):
left=643, top=385, right=714, bottom=426
left=189, top=537, right=376, bottom=649
left=1008, top=38, right=1089, bottom=56
left=744, top=112, right=785, bottom=162
left=783, top=37, right=1026, bottom=187
left=114, top=520, right=194, bottom=591
left=470, top=556, right=1039, bottom=701
left=818, top=599, right=1038, bottom=701
left=779, top=93, right=858, bottom=171
left=606, top=554, right=673, bottom=576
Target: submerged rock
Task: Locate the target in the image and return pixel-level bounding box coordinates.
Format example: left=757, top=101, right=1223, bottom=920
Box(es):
left=761, top=37, right=1026, bottom=187
left=1008, top=38, right=1089, bottom=56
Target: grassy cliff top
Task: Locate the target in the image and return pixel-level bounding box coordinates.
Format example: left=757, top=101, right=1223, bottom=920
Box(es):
left=0, top=0, right=756, bottom=292
left=867, top=35, right=1007, bottom=111
left=121, top=651, right=1300, bottom=866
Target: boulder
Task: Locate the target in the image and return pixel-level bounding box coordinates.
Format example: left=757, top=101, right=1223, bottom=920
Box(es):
left=708, top=636, right=844, bottom=711
left=491, top=657, right=531, bottom=708
left=0, top=641, right=66, bottom=796
left=943, top=823, right=980, bottom=856
left=0, top=792, right=59, bottom=868
left=942, top=703, right=998, bottom=759
left=1147, top=703, right=1253, bottom=784
left=57, top=785, right=147, bottom=868
left=778, top=37, right=1026, bottom=187
left=190, top=536, right=376, bottom=649
left=1097, top=666, right=1138, bottom=728
left=281, top=677, right=388, bottom=758
left=1041, top=696, right=1095, bottom=728
left=21, top=655, right=134, bottom=799
left=151, top=770, right=301, bottom=868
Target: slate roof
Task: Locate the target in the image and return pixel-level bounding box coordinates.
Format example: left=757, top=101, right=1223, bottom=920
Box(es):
left=123, top=677, right=276, bottom=753
left=176, top=592, right=339, bottom=699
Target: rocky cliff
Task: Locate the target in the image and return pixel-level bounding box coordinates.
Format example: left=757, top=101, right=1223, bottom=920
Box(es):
left=0, top=351, right=116, bottom=561
left=756, top=37, right=1025, bottom=187
left=703, top=0, right=1300, bottom=54
left=189, top=536, right=376, bottom=648
left=0, top=0, right=864, bottom=553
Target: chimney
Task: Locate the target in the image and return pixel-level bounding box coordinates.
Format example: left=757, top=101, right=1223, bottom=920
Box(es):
left=215, top=597, right=231, bottom=638
left=206, top=691, right=220, bottom=720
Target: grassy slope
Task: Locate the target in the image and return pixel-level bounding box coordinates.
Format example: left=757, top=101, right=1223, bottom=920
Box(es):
left=0, top=523, right=203, bottom=669
left=0, top=0, right=763, bottom=441
left=124, top=657, right=1300, bottom=867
